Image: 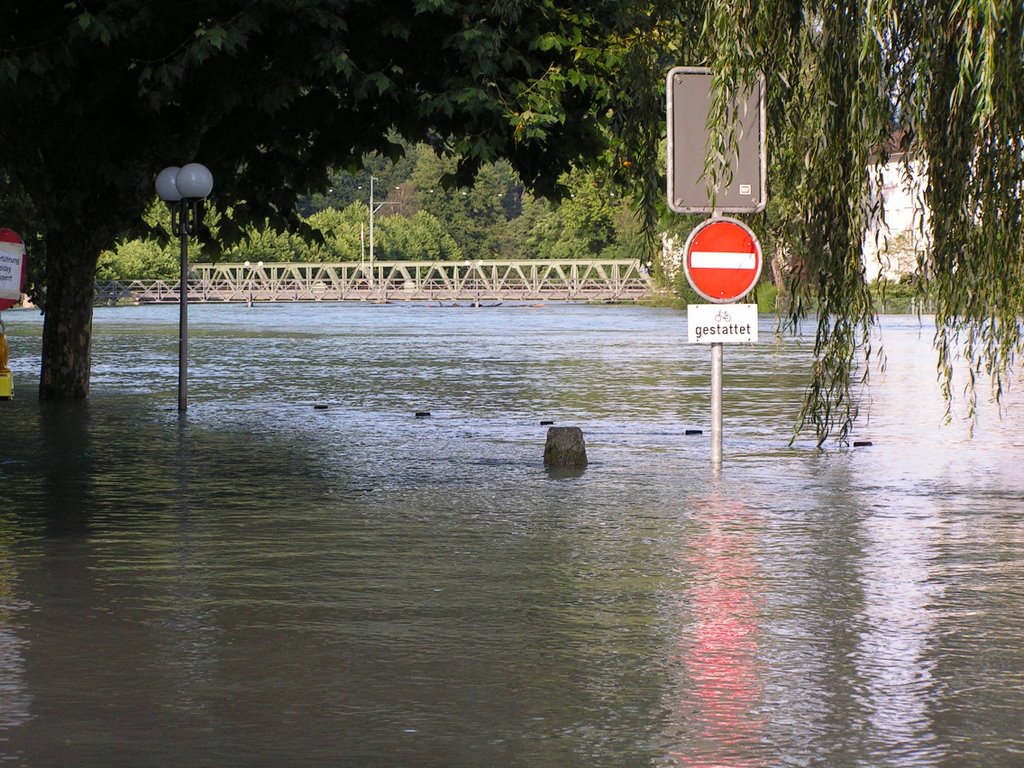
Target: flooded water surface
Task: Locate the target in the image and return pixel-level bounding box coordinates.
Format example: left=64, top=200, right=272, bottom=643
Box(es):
left=0, top=303, right=1022, bottom=767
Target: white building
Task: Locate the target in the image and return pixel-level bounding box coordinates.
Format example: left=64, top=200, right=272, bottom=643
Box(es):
left=862, top=155, right=929, bottom=283
left=661, top=154, right=929, bottom=285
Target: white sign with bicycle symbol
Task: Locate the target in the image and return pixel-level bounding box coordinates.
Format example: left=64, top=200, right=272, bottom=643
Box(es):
left=687, top=303, right=758, bottom=344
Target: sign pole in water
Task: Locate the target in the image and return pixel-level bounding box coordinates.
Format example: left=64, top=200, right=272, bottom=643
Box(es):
left=710, top=341, right=723, bottom=466
left=682, top=217, right=763, bottom=470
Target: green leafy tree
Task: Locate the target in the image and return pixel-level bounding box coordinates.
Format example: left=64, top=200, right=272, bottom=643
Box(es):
left=296, top=151, right=415, bottom=217
left=513, top=167, right=639, bottom=261
left=374, top=210, right=462, bottom=261
left=96, top=238, right=177, bottom=281
left=410, top=151, right=478, bottom=254
left=306, top=204, right=366, bottom=262
left=408, top=149, right=524, bottom=259
left=224, top=221, right=323, bottom=264
left=551, top=171, right=619, bottom=259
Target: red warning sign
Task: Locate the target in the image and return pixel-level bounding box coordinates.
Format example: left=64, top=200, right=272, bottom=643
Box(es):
left=683, top=217, right=762, bottom=303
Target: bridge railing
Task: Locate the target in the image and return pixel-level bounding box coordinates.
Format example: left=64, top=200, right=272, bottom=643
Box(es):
left=95, top=259, right=657, bottom=304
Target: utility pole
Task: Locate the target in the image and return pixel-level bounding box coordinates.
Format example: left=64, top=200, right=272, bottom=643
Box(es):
left=369, top=176, right=379, bottom=284
left=368, top=176, right=401, bottom=289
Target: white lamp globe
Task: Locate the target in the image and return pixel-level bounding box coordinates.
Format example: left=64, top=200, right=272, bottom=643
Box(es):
left=155, top=166, right=182, bottom=202
left=175, top=163, right=214, bottom=200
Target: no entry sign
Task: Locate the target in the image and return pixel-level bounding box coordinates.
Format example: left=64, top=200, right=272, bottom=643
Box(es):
left=683, top=217, right=762, bottom=303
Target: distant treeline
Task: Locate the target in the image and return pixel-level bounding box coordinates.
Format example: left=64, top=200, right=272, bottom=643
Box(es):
left=97, top=143, right=649, bottom=282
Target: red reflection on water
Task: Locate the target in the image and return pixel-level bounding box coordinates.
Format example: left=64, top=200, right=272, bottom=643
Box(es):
left=668, top=499, right=765, bottom=768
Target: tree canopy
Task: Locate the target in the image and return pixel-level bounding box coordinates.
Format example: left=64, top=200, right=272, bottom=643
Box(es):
left=1, top=0, right=671, bottom=398
left=2, top=0, right=1024, bottom=444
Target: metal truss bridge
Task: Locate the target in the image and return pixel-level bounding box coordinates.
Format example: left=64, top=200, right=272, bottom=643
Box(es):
left=95, top=259, right=656, bottom=305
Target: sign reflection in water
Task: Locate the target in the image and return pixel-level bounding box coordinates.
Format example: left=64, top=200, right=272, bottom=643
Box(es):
left=669, top=496, right=764, bottom=767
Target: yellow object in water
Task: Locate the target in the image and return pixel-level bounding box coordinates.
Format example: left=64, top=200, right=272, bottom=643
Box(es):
left=0, top=333, right=11, bottom=399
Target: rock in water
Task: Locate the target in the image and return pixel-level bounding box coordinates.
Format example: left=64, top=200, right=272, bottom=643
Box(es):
left=544, top=426, right=588, bottom=468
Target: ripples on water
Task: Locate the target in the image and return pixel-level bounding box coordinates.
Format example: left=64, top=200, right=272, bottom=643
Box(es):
left=0, top=304, right=1022, bottom=767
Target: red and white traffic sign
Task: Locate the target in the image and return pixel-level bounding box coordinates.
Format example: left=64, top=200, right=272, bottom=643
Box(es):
left=0, top=228, right=27, bottom=311
left=683, top=217, right=762, bottom=303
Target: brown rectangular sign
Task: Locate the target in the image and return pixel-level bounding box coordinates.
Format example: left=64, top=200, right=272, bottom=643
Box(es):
left=666, top=67, right=766, bottom=214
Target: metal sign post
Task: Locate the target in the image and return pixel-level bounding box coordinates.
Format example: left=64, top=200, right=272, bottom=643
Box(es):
left=683, top=218, right=763, bottom=469
left=683, top=216, right=764, bottom=467
left=682, top=217, right=764, bottom=470
left=711, top=341, right=723, bottom=466
left=688, top=302, right=759, bottom=468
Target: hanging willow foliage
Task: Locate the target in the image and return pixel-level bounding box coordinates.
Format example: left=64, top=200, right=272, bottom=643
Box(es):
left=688, top=0, right=1024, bottom=444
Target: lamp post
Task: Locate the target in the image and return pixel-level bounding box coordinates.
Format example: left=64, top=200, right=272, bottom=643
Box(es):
left=155, top=163, right=214, bottom=413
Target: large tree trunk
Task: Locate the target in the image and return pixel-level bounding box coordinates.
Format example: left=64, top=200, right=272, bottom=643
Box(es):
left=39, top=243, right=97, bottom=400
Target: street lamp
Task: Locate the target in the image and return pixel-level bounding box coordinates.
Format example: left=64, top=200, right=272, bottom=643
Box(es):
left=155, top=162, right=214, bottom=413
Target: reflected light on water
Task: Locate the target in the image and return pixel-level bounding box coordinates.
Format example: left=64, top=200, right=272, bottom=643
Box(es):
left=0, top=529, right=32, bottom=732
left=666, top=497, right=764, bottom=768
left=853, top=503, right=946, bottom=765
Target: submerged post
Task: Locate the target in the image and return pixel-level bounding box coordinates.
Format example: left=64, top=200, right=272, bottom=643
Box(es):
left=711, top=342, right=723, bottom=469
left=544, top=426, right=588, bottom=468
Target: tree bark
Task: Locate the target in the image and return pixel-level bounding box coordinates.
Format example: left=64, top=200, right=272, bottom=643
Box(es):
left=39, top=244, right=96, bottom=400
left=770, top=244, right=791, bottom=314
